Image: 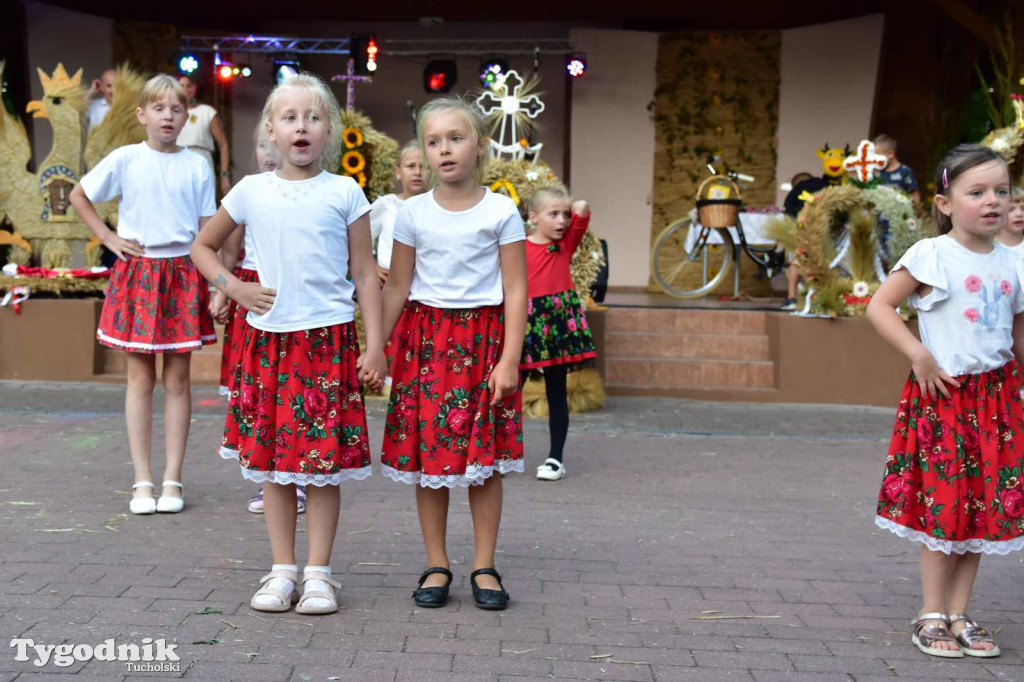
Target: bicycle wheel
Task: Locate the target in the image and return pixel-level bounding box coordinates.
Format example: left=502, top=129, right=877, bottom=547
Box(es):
left=650, top=218, right=733, bottom=299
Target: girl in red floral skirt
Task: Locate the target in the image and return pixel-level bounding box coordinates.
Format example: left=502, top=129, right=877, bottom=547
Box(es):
left=380, top=96, right=527, bottom=610
left=70, top=75, right=216, bottom=516
left=867, top=144, right=1024, bottom=659
left=192, top=73, right=386, bottom=615
left=521, top=186, right=597, bottom=481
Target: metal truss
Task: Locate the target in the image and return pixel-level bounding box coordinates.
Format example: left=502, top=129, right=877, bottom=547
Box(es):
left=180, top=36, right=574, bottom=57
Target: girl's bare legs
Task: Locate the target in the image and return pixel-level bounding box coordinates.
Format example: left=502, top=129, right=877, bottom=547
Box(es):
left=468, top=474, right=503, bottom=590
left=946, top=552, right=994, bottom=651
left=125, top=354, right=157, bottom=500
left=263, top=482, right=298, bottom=564
left=787, top=262, right=800, bottom=300
left=919, top=547, right=958, bottom=651
left=161, top=353, right=191, bottom=499
left=305, top=484, right=340, bottom=566
left=417, top=486, right=451, bottom=587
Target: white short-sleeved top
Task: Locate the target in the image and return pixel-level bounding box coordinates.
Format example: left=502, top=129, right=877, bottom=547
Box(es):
left=392, top=188, right=525, bottom=309
left=999, top=239, right=1024, bottom=255
left=369, top=193, right=403, bottom=269
left=895, top=235, right=1024, bottom=376
left=221, top=170, right=371, bottom=333
left=240, top=225, right=257, bottom=271
left=79, top=142, right=216, bottom=258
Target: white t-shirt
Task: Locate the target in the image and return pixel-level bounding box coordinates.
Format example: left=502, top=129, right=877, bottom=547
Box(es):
left=999, top=239, right=1024, bottom=255
left=221, top=170, right=371, bottom=333
left=370, top=193, right=402, bottom=269
left=79, top=142, right=216, bottom=258
left=178, top=104, right=218, bottom=173
left=240, top=225, right=257, bottom=271
left=86, top=98, right=110, bottom=132
left=393, top=188, right=525, bottom=309
left=895, top=235, right=1024, bottom=376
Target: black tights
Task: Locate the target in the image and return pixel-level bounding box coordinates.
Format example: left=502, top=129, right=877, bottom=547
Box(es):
left=544, top=365, right=569, bottom=463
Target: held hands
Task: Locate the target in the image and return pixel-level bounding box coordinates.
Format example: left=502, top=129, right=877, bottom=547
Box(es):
left=375, top=263, right=389, bottom=287
left=230, top=281, right=276, bottom=316
left=488, top=359, right=519, bottom=407
left=209, top=290, right=230, bottom=324
left=356, top=347, right=387, bottom=393
left=911, top=348, right=960, bottom=400
left=219, top=175, right=232, bottom=197
left=102, top=233, right=145, bottom=261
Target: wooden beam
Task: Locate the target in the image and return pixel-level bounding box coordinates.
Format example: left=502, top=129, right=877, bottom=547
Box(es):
left=928, top=0, right=998, bottom=48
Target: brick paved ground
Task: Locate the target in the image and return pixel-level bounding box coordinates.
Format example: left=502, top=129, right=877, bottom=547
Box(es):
left=2, top=380, right=1024, bottom=681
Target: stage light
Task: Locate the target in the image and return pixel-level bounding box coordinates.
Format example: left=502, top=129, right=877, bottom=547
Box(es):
left=178, top=54, right=199, bottom=75
left=219, top=65, right=233, bottom=80
left=566, top=54, right=587, bottom=78
left=479, top=58, right=508, bottom=90
left=274, top=60, right=301, bottom=84
left=424, top=59, right=457, bottom=93
left=241, top=66, right=252, bottom=78
left=351, top=33, right=379, bottom=76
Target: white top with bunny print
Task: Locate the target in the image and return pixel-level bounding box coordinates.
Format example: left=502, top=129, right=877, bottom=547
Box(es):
left=895, top=235, right=1024, bottom=376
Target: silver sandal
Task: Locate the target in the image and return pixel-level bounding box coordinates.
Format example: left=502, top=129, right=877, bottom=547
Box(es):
left=949, top=613, right=1001, bottom=657
left=910, top=612, right=963, bottom=658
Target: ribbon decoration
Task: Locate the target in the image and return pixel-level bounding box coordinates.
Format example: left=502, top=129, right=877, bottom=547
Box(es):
left=0, top=286, right=30, bottom=315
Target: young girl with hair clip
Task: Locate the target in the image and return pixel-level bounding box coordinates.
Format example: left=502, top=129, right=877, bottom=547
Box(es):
left=380, top=95, right=527, bottom=611
left=521, top=185, right=597, bottom=481
left=69, top=74, right=217, bottom=516
left=370, top=139, right=427, bottom=285
left=868, top=144, right=1024, bottom=659
left=192, top=73, right=386, bottom=615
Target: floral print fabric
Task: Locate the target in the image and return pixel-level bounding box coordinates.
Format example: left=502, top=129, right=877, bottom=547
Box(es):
left=97, top=255, right=216, bottom=353
left=381, top=302, right=524, bottom=488
left=219, top=267, right=259, bottom=394
left=520, top=288, right=597, bottom=371
left=220, top=322, right=372, bottom=486
left=876, top=361, right=1024, bottom=554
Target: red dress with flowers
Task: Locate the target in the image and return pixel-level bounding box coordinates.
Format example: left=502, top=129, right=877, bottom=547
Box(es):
left=875, top=237, right=1024, bottom=554
left=521, top=214, right=597, bottom=372
left=220, top=323, right=372, bottom=486
left=381, top=302, right=524, bottom=488
left=97, top=255, right=217, bottom=353
left=219, top=267, right=259, bottom=395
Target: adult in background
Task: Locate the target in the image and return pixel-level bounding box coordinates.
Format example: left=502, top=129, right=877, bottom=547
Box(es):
left=177, top=75, right=232, bottom=196
left=85, top=68, right=115, bottom=132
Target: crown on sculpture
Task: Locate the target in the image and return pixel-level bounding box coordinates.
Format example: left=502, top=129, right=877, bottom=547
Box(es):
left=37, top=64, right=85, bottom=103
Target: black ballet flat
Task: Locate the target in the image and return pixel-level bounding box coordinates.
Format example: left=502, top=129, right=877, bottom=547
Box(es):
left=412, top=567, right=453, bottom=608
left=470, top=568, right=510, bottom=610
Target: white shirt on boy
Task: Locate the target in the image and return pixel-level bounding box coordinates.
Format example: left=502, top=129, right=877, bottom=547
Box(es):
left=79, top=142, right=215, bottom=258
left=221, top=170, right=370, bottom=333
left=392, top=188, right=525, bottom=309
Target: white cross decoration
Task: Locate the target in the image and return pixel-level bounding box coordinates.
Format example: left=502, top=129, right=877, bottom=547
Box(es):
left=474, top=70, right=545, bottom=163
left=330, top=58, right=372, bottom=110
left=843, top=140, right=888, bottom=183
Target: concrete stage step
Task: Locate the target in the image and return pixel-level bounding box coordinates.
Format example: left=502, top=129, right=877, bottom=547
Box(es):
left=603, top=307, right=777, bottom=393
left=94, top=326, right=225, bottom=385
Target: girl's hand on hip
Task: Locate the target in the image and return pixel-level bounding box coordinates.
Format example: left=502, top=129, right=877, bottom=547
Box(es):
left=103, top=234, right=145, bottom=261
left=231, top=282, right=276, bottom=316
left=911, top=349, right=960, bottom=400
left=488, top=359, right=519, bottom=406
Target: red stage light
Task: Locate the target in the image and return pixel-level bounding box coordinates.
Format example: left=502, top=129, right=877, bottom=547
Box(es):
left=423, top=59, right=457, bottom=93
left=219, top=65, right=233, bottom=80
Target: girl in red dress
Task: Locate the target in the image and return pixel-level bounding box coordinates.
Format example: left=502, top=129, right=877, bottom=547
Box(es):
left=70, top=75, right=216, bottom=516
left=521, top=186, right=597, bottom=481
left=192, top=74, right=385, bottom=615
left=868, top=144, right=1023, bottom=659
left=380, top=96, right=527, bottom=610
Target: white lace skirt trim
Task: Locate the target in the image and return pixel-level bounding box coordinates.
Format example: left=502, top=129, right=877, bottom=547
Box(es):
left=875, top=516, right=1024, bottom=555
left=219, top=446, right=372, bottom=486
left=97, top=330, right=217, bottom=352
left=218, top=385, right=231, bottom=396
left=381, top=460, right=524, bottom=488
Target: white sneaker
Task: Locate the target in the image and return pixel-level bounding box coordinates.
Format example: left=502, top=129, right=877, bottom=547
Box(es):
left=536, top=458, right=566, bottom=481
left=156, top=480, right=184, bottom=513
left=129, top=482, right=157, bottom=515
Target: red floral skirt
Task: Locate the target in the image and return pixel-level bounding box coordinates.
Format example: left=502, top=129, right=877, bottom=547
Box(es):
left=876, top=361, right=1024, bottom=555
left=381, top=302, right=524, bottom=488
left=219, top=267, right=259, bottom=395
left=97, top=255, right=216, bottom=353
left=521, top=288, right=597, bottom=371
left=220, top=322, right=372, bottom=486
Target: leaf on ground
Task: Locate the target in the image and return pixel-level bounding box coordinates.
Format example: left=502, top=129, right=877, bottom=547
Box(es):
left=590, top=654, right=613, bottom=660
left=220, top=619, right=237, bottom=629
left=195, top=606, right=223, bottom=615
left=191, top=639, right=224, bottom=645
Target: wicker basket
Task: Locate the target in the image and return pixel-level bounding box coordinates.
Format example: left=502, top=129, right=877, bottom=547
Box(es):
left=696, top=175, right=742, bottom=228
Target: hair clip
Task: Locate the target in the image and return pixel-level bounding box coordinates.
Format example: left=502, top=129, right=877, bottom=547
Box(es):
left=942, top=168, right=949, bottom=189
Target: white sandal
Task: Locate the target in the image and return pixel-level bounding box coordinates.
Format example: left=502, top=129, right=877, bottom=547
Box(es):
left=156, top=480, right=184, bottom=513
left=295, top=571, right=340, bottom=615
left=536, top=458, right=566, bottom=481
left=250, top=569, right=299, bottom=613
left=129, top=482, right=157, bottom=515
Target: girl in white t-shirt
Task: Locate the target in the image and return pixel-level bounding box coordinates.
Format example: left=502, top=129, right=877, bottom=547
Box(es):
left=191, top=74, right=386, bottom=615
left=868, top=144, right=1024, bottom=659
left=380, top=96, right=527, bottom=611
left=370, top=139, right=426, bottom=285
left=69, top=75, right=217, bottom=517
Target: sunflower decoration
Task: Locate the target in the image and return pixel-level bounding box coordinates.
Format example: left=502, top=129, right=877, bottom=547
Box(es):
left=335, top=109, right=398, bottom=202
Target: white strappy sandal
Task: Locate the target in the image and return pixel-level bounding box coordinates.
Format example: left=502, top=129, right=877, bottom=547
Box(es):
left=129, top=482, right=157, bottom=515
left=295, top=571, right=340, bottom=615
left=156, top=480, right=184, bottom=513
left=910, top=612, right=964, bottom=658
left=949, top=613, right=1001, bottom=657
left=250, top=568, right=299, bottom=613
left=536, top=458, right=566, bottom=481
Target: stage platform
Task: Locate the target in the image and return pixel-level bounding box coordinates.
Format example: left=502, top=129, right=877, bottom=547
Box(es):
left=1, top=292, right=910, bottom=407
